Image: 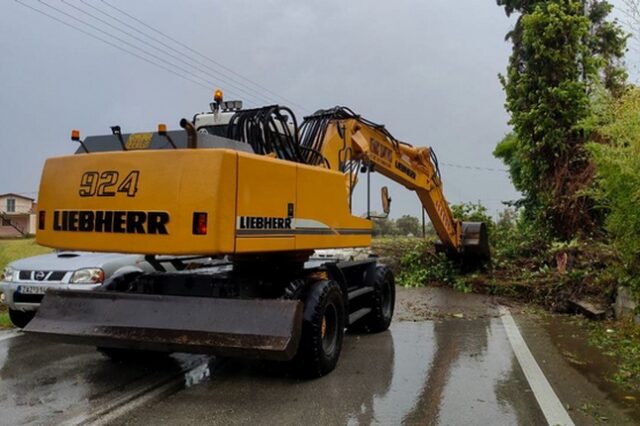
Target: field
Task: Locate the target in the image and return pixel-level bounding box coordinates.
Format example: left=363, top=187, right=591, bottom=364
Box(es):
left=0, top=238, right=52, bottom=328
left=0, top=238, right=52, bottom=271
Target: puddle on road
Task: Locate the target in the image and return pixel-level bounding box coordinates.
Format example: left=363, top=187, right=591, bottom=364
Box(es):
left=369, top=320, right=543, bottom=426
left=542, top=315, right=640, bottom=421
left=0, top=335, right=210, bottom=426
left=144, top=319, right=545, bottom=426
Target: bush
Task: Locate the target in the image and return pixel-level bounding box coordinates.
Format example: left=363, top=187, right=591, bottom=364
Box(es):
left=395, top=239, right=456, bottom=288
left=588, top=87, right=640, bottom=299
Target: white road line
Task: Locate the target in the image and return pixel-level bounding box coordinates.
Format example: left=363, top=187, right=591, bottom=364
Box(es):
left=63, top=374, right=185, bottom=426
left=0, top=329, right=22, bottom=343
left=62, top=360, right=211, bottom=426
left=500, top=307, right=575, bottom=426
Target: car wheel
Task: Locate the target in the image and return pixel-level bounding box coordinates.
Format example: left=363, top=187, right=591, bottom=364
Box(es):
left=8, top=309, right=35, bottom=328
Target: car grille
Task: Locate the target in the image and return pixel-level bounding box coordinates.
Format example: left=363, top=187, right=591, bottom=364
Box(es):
left=49, top=271, right=67, bottom=280
left=13, top=293, right=44, bottom=304
left=17, top=271, right=67, bottom=281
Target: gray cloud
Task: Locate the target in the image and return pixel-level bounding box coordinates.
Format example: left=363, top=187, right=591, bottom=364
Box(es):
left=1, top=1, right=635, bottom=220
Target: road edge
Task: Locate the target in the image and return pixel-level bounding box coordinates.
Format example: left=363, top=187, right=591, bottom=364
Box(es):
left=500, top=306, right=576, bottom=426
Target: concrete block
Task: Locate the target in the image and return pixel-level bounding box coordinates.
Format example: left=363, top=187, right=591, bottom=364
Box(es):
left=614, top=286, right=638, bottom=320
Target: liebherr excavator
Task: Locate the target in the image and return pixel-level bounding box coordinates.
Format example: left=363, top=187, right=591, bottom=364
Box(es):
left=27, top=91, right=489, bottom=377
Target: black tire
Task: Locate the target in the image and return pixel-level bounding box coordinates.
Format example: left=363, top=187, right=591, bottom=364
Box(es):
left=97, top=347, right=170, bottom=364
left=8, top=309, right=35, bottom=328
left=297, top=280, right=345, bottom=378
left=359, top=265, right=395, bottom=333
left=283, top=278, right=307, bottom=300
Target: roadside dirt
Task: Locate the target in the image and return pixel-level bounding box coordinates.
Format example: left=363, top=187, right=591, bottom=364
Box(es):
left=395, top=286, right=507, bottom=321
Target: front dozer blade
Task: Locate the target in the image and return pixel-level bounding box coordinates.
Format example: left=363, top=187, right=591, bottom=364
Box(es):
left=25, top=290, right=303, bottom=361
left=460, top=221, right=490, bottom=261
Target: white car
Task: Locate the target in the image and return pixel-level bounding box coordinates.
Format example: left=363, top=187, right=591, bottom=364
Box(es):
left=0, top=251, right=210, bottom=328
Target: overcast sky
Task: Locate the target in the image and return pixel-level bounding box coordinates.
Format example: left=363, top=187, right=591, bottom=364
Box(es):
left=1, top=0, right=637, bottom=220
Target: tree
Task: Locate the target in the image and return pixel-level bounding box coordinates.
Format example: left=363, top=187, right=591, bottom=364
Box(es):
left=495, top=0, right=627, bottom=239
left=620, top=1, right=640, bottom=57
left=396, top=215, right=421, bottom=236
left=371, top=214, right=397, bottom=237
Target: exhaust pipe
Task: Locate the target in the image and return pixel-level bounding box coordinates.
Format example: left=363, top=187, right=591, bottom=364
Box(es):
left=180, top=118, right=197, bottom=149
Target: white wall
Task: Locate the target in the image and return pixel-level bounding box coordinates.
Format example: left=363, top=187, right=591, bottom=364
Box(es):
left=0, top=196, right=34, bottom=214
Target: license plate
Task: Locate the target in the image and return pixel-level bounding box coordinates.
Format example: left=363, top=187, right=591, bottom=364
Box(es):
left=17, top=286, right=48, bottom=295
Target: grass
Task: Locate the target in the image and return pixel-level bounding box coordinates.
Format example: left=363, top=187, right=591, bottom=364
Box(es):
left=0, top=238, right=52, bottom=329
left=0, top=307, right=11, bottom=328
left=0, top=238, right=52, bottom=271
left=588, top=319, right=640, bottom=391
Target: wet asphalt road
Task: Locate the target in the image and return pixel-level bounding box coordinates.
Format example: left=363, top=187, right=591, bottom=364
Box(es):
left=1, top=287, right=639, bottom=425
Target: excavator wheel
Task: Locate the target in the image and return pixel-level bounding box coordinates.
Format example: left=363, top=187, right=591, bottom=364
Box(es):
left=350, top=265, right=395, bottom=333
left=283, top=278, right=308, bottom=300
left=296, top=280, right=345, bottom=378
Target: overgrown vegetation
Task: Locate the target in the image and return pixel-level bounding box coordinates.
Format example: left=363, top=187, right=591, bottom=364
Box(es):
left=588, top=87, right=640, bottom=299
left=488, top=1, right=640, bottom=390
left=590, top=319, right=640, bottom=390
left=376, top=202, right=618, bottom=311
left=495, top=0, right=627, bottom=238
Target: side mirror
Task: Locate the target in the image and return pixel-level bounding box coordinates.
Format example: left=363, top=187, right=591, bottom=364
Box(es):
left=381, top=186, right=391, bottom=215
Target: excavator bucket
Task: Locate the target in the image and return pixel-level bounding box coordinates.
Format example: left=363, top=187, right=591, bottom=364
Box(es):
left=25, top=290, right=303, bottom=361
left=460, top=221, right=491, bottom=262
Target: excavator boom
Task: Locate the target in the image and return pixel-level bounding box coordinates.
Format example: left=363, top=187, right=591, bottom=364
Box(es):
left=299, top=107, right=490, bottom=260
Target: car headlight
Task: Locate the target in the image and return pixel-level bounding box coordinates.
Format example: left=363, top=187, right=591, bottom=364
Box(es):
left=1, top=267, right=16, bottom=282
left=70, top=268, right=105, bottom=284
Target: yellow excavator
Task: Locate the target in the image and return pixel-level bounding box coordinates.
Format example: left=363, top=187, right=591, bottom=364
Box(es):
left=27, top=91, right=489, bottom=377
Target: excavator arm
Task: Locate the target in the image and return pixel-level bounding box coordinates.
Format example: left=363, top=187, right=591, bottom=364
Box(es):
left=299, top=107, right=489, bottom=260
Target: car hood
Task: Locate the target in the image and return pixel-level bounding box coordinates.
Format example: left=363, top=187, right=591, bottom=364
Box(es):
left=8, top=251, right=145, bottom=271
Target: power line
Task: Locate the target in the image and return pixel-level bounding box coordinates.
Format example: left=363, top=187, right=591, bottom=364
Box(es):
left=99, top=0, right=311, bottom=113
left=14, top=0, right=214, bottom=92
left=63, top=0, right=274, bottom=106
left=18, top=0, right=311, bottom=113
left=27, top=0, right=229, bottom=94
left=439, top=161, right=508, bottom=173
left=34, top=0, right=257, bottom=101
left=81, top=0, right=291, bottom=108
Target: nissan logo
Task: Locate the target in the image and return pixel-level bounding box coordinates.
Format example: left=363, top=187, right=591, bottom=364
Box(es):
left=34, top=271, right=46, bottom=281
